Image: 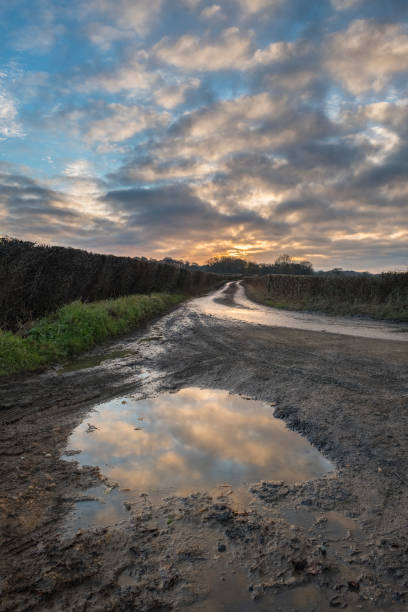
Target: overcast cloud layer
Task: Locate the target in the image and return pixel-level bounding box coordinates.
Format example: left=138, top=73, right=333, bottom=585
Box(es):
left=1, top=0, right=407, bottom=270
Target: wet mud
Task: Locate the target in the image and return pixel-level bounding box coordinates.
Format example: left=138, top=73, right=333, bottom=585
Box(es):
left=1, top=283, right=408, bottom=611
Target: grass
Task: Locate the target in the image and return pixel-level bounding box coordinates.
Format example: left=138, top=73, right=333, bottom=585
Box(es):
left=0, top=292, right=184, bottom=377
left=244, top=276, right=408, bottom=322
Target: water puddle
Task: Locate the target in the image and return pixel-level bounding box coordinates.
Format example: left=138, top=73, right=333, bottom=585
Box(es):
left=62, top=388, right=333, bottom=530
left=193, top=283, right=408, bottom=341
left=281, top=508, right=361, bottom=539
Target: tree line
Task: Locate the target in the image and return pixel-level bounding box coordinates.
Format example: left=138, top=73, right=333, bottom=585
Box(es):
left=160, top=254, right=314, bottom=276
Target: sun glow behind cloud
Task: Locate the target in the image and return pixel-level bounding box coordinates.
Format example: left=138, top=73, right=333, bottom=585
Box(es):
left=0, top=0, right=407, bottom=270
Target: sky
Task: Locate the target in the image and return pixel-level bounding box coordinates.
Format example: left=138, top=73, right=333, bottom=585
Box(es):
left=0, top=0, right=407, bottom=271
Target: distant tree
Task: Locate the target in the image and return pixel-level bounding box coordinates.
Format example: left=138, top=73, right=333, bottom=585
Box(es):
left=272, top=254, right=313, bottom=275
left=204, top=254, right=313, bottom=276
left=205, top=256, right=249, bottom=274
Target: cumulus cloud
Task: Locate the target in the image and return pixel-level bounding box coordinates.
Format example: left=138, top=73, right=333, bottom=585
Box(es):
left=84, top=103, right=169, bottom=143
left=82, top=58, right=156, bottom=93
left=354, top=100, right=408, bottom=130
left=326, top=20, right=408, bottom=93
left=154, top=79, right=201, bottom=109
left=134, top=92, right=332, bottom=179
left=154, top=27, right=252, bottom=71
left=246, top=39, right=312, bottom=68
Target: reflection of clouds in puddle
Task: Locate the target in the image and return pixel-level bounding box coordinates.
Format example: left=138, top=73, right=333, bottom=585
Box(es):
left=64, top=388, right=333, bottom=494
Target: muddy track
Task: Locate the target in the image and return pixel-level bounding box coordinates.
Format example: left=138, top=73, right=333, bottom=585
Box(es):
left=1, top=284, right=408, bottom=611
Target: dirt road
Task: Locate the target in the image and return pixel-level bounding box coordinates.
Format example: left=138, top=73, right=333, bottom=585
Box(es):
left=1, top=283, right=408, bottom=611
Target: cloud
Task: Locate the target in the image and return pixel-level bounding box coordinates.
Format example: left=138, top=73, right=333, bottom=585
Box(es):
left=234, top=0, right=283, bottom=14
left=0, top=164, right=74, bottom=225
left=154, top=79, right=201, bottom=109
left=244, top=38, right=320, bottom=92
left=85, top=23, right=133, bottom=50
left=84, top=103, right=170, bottom=143
left=154, top=27, right=252, bottom=71
left=353, top=99, right=408, bottom=131
left=201, top=4, right=223, bottom=19
left=12, top=25, right=64, bottom=54
left=118, top=156, right=217, bottom=183
left=330, top=0, right=361, bottom=10
left=100, top=183, right=274, bottom=257
left=82, top=58, right=157, bottom=93
left=2, top=0, right=408, bottom=270
left=61, top=159, right=109, bottom=217
left=84, top=0, right=163, bottom=37
left=0, top=162, right=120, bottom=245
left=130, top=93, right=333, bottom=181
left=246, top=39, right=312, bottom=68
left=326, top=20, right=408, bottom=93
left=63, top=160, right=94, bottom=178
left=180, top=0, right=201, bottom=8
left=11, top=5, right=65, bottom=54
left=0, top=77, right=24, bottom=139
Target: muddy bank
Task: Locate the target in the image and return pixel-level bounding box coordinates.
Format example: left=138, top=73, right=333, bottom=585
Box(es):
left=1, top=285, right=408, bottom=610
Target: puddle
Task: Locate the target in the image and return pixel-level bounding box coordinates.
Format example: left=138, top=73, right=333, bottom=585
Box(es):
left=62, top=388, right=333, bottom=530
left=193, top=283, right=408, bottom=341
left=322, top=510, right=362, bottom=540
left=281, top=508, right=361, bottom=540
left=281, top=508, right=317, bottom=530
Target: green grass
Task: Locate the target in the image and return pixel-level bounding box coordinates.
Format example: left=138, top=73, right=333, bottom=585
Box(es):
left=0, top=292, right=184, bottom=377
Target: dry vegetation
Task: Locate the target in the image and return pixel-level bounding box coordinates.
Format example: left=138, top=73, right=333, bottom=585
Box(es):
left=244, top=273, right=408, bottom=321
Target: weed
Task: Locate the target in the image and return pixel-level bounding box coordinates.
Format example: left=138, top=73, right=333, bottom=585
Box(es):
left=0, top=293, right=184, bottom=376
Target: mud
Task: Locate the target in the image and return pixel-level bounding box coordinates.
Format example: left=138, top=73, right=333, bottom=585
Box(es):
left=1, top=283, right=408, bottom=611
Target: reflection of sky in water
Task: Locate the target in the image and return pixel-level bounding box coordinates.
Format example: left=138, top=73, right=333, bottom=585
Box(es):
left=193, top=283, right=408, bottom=341
left=64, top=388, right=333, bottom=494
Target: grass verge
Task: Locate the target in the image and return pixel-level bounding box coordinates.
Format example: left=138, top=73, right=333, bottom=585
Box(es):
left=0, top=292, right=184, bottom=377
left=244, top=282, right=408, bottom=322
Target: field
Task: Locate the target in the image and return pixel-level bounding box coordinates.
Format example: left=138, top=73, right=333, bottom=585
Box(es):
left=243, top=273, right=408, bottom=321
